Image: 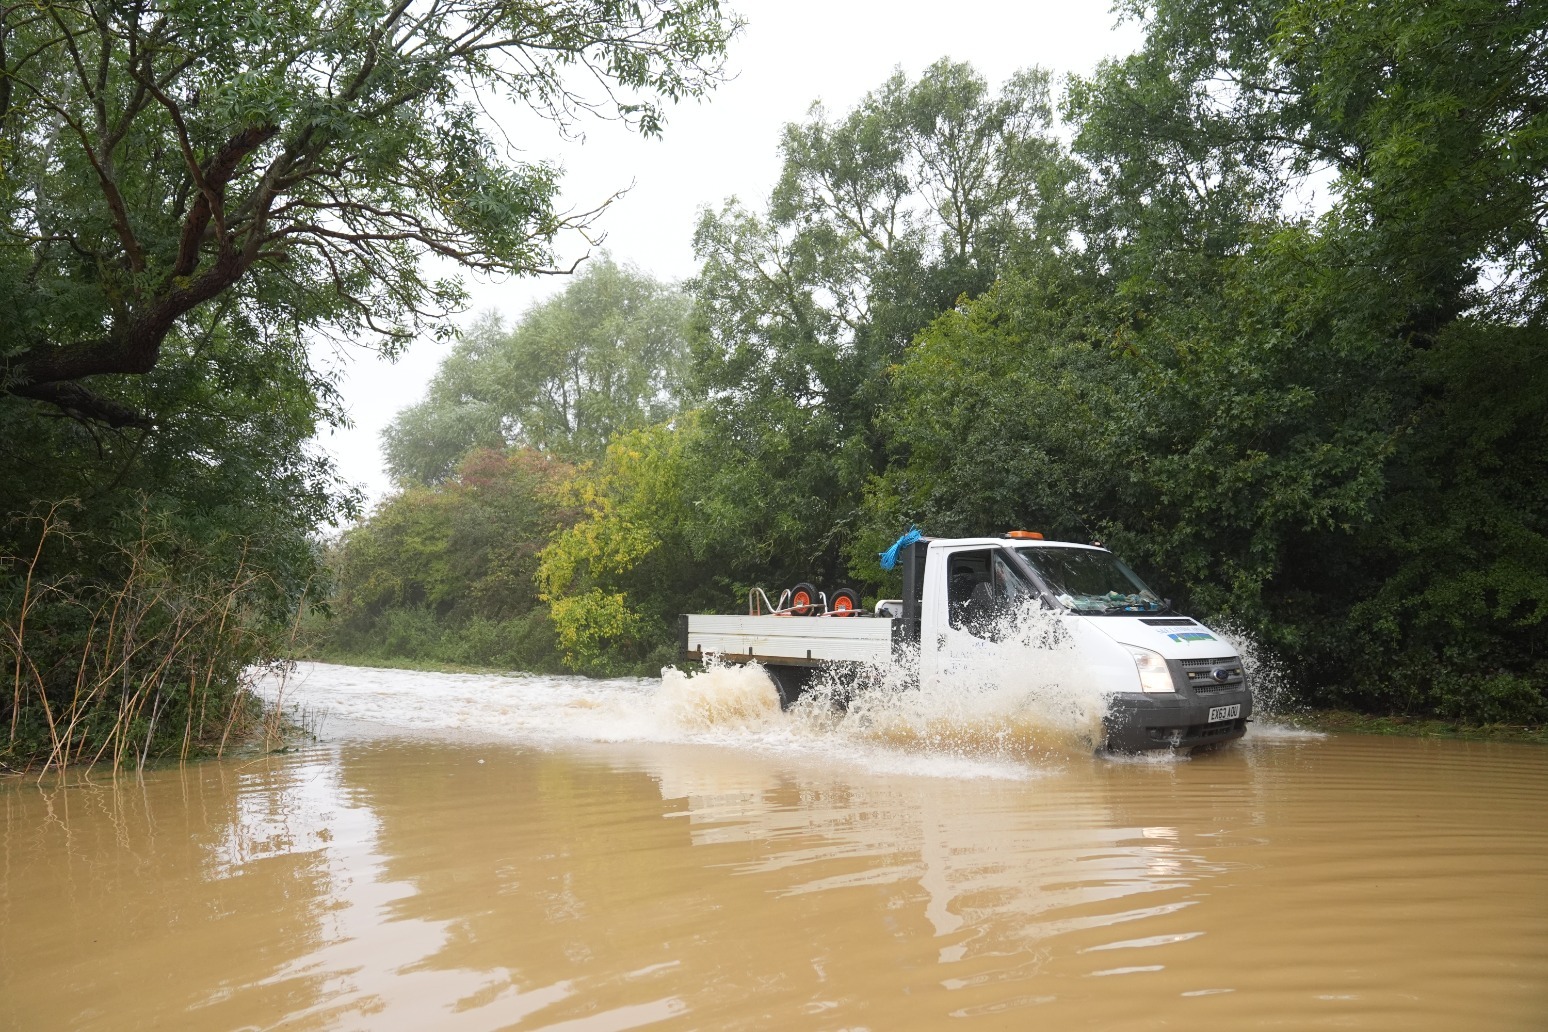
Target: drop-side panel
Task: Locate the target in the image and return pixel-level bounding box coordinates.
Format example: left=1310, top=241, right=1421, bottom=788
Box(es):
left=684, top=615, right=893, bottom=665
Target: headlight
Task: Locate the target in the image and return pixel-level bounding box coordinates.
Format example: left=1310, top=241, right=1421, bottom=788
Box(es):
left=1124, top=646, right=1176, bottom=693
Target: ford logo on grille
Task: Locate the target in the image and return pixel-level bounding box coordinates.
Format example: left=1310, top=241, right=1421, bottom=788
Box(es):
left=1211, top=667, right=1234, bottom=683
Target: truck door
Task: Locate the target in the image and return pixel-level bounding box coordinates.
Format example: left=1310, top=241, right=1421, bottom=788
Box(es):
left=919, top=546, right=1038, bottom=687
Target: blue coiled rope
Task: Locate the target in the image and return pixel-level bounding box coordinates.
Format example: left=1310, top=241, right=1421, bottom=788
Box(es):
left=878, top=528, right=922, bottom=570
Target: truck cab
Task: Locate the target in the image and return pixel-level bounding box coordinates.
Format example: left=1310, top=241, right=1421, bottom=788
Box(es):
left=895, top=536, right=1252, bottom=751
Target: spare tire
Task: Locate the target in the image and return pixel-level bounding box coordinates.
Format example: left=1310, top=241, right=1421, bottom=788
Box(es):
left=830, top=587, right=861, bottom=616
left=788, top=581, right=819, bottom=616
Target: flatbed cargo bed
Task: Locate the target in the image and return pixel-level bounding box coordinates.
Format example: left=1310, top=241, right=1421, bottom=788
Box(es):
left=679, top=614, right=894, bottom=667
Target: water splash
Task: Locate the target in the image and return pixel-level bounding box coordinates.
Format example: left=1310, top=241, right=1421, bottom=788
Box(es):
left=649, top=657, right=1053, bottom=780
left=737, top=603, right=1113, bottom=762
left=1207, top=621, right=1292, bottom=717
left=673, top=602, right=1108, bottom=763
left=1210, top=621, right=1324, bottom=740
left=656, top=660, right=782, bottom=732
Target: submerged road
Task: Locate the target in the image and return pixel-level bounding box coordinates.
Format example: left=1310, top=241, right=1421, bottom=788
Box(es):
left=1, top=662, right=1544, bottom=1030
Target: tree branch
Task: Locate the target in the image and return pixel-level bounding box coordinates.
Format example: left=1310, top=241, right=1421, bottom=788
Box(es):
left=9, top=381, right=154, bottom=429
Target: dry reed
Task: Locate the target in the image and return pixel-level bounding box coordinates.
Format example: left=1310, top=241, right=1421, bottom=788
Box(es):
left=1, top=501, right=300, bottom=776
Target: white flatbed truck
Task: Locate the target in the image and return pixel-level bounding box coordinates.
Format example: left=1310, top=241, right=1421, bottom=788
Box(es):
left=680, top=534, right=1253, bottom=752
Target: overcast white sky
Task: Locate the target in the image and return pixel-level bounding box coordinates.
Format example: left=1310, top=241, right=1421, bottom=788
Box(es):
left=312, top=0, right=1143, bottom=508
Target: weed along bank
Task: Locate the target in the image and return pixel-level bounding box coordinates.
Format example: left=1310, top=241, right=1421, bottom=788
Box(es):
left=680, top=532, right=1253, bottom=753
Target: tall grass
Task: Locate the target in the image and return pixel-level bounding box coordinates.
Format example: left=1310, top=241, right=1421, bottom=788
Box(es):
left=1, top=502, right=299, bottom=776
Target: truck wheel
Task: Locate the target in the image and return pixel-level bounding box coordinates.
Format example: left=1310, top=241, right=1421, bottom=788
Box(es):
left=788, top=582, right=819, bottom=616
left=765, top=664, right=810, bottom=708
left=830, top=587, right=861, bottom=616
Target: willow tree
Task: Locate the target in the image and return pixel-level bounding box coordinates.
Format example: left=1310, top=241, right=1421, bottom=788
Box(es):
left=0, top=0, right=738, bottom=426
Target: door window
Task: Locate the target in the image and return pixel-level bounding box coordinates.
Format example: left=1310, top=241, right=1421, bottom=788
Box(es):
left=947, top=549, right=1035, bottom=640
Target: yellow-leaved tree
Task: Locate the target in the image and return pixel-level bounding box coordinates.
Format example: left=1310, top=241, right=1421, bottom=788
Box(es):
left=538, top=415, right=717, bottom=672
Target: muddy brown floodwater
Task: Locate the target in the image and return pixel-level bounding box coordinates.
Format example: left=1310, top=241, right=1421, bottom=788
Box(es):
left=1, top=662, right=1545, bottom=1031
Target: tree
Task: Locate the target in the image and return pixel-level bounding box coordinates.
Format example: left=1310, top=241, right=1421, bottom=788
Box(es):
left=0, top=0, right=739, bottom=427
left=383, top=255, right=694, bottom=484
left=1066, top=0, right=1547, bottom=329
left=688, top=59, right=1071, bottom=585
left=536, top=413, right=730, bottom=671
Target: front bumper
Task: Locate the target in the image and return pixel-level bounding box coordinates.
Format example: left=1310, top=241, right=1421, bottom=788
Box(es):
left=1103, top=688, right=1252, bottom=752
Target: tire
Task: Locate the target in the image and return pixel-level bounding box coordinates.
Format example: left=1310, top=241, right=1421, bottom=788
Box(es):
left=830, top=587, right=861, bottom=616
left=765, top=664, right=810, bottom=708
left=788, top=581, right=819, bottom=616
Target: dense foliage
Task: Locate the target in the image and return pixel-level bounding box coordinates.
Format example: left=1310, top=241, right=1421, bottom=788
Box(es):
left=316, top=448, right=579, bottom=671
left=685, top=59, right=1072, bottom=586
left=1, top=1, right=738, bottom=770
left=0, top=315, right=351, bottom=772
left=875, top=0, right=1548, bottom=721
left=536, top=415, right=730, bottom=671
left=316, top=260, right=703, bottom=674
left=459, top=0, right=1543, bottom=721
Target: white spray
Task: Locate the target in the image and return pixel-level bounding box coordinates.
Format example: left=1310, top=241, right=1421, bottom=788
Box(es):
left=667, top=602, right=1116, bottom=764
left=656, top=659, right=784, bottom=732
left=1211, top=620, right=1297, bottom=720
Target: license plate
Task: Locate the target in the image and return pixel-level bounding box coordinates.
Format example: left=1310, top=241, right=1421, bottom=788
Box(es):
left=1207, top=704, right=1241, bottom=723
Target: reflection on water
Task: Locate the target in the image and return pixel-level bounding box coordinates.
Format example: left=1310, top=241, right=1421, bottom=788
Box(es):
left=1, top=666, right=1545, bottom=1031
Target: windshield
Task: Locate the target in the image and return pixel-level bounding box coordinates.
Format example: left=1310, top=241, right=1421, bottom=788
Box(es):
left=1015, top=546, right=1165, bottom=614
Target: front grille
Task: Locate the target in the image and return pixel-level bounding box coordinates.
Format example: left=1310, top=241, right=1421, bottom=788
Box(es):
left=1176, top=655, right=1246, bottom=694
